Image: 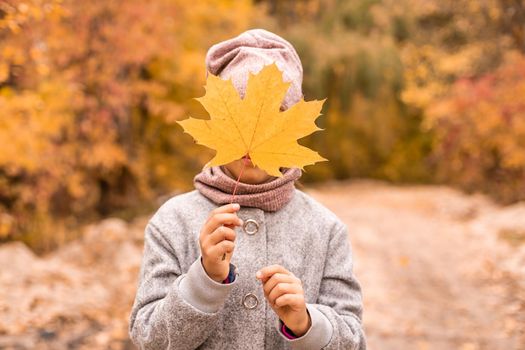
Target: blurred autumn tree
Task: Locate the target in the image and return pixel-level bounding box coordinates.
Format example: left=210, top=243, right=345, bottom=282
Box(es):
left=427, top=53, right=525, bottom=203
left=253, top=0, right=433, bottom=182
left=2, top=0, right=525, bottom=251
left=0, top=0, right=251, bottom=251
left=397, top=0, right=525, bottom=203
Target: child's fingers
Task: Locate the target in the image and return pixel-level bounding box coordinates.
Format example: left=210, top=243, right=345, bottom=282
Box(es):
left=210, top=203, right=240, bottom=216
left=203, top=213, right=243, bottom=235
left=274, top=293, right=304, bottom=309
left=267, top=282, right=302, bottom=305
left=262, top=273, right=300, bottom=296
left=207, top=225, right=236, bottom=246
left=206, top=240, right=235, bottom=260
left=256, top=264, right=294, bottom=283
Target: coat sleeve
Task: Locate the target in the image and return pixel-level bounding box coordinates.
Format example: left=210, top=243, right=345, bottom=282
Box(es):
left=275, top=221, right=367, bottom=350
left=128, top=220, right=238, bottom=350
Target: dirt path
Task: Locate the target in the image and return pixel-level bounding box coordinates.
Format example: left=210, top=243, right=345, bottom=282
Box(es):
left=306, top=180, right=525, bottom=350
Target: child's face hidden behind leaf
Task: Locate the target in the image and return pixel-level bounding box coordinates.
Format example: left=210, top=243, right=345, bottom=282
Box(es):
left=222, top=155, right=280, bottom=185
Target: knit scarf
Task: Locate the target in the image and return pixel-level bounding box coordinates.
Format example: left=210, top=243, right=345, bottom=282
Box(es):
left=193, top=165, right=302, bottom=212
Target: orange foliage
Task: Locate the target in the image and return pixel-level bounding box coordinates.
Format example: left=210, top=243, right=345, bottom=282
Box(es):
left=427, top=52, right=525, bottom=202
left=0, top=0, right=252, bottom=250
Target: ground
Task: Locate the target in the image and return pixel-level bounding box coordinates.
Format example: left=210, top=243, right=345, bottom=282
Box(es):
left=308, top=180, right=525, bottom=350
left=0, top=180, right=524, bottom=349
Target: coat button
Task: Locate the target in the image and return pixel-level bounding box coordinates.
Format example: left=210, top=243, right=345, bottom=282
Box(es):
left=243, top=219, right=259, bottom=235
left=242, top=293, right=259, bottom=309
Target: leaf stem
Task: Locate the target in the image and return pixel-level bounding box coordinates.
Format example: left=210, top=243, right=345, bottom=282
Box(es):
left=222, top=154, right=250, bottom=261
left=230, top=154, right=249, bottom=204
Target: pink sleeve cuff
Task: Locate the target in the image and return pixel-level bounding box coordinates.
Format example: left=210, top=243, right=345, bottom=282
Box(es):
left=221, top=264, right=236, bottom=284
left=280, top=320, right=299, bottom=339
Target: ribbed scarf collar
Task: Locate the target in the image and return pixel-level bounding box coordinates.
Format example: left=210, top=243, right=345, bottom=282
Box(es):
left=193, top=165, right=302, bottom=212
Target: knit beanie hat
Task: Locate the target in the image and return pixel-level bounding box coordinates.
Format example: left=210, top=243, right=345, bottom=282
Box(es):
left=205, top=28, right=303, bottom=111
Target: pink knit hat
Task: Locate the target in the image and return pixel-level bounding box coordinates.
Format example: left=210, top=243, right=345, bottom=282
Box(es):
left=205, top=28, right=304, bottom=111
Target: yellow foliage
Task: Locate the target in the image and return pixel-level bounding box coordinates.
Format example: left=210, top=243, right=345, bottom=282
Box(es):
left=427, top=52, right=525, bottom=202
left=398, top=0, right=511, bottom=110
left=0, top=0, right=254, bottom=251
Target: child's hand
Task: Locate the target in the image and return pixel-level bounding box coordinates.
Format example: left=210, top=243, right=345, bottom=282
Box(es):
left=256, top=265, right=311, bottom=337
left=199, top=203, right=243, bottom=283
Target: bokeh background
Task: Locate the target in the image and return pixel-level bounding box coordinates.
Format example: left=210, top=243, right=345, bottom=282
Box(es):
left=1, top=0, right=524, bottom=349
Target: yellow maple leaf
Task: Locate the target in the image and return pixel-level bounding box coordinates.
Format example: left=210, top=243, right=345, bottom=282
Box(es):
left=177, top=63, right=328, bottom=177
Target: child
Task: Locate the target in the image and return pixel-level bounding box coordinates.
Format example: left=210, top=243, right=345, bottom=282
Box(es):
left=128, top=28, right=367, bottom=349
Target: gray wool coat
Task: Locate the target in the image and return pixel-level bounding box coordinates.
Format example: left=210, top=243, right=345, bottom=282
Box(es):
left=128, top=188, right=367, bottom=349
